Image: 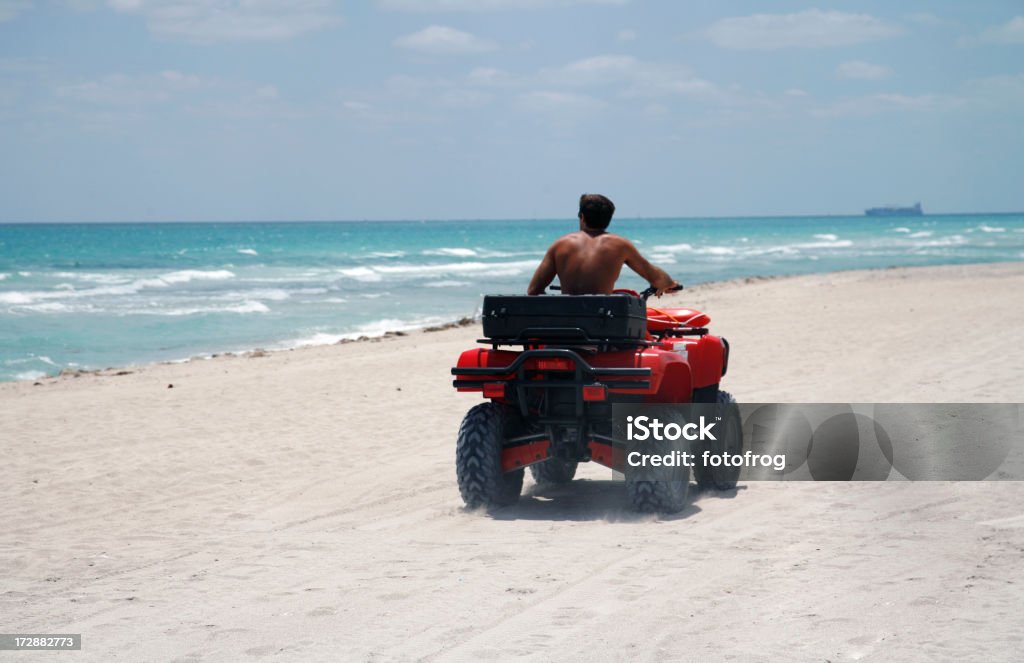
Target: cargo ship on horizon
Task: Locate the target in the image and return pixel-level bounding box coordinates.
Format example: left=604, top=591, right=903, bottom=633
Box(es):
left=865, top=202, right=924, bottom=217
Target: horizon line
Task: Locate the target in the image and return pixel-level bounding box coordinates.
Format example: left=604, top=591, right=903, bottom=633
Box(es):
left=2, top=210, right=1023, bottom=225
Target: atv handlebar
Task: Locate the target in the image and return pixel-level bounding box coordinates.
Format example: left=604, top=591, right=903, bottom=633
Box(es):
left=548, top=283, right=683, bottom=301
left=639, top=284, right=684, bottom=301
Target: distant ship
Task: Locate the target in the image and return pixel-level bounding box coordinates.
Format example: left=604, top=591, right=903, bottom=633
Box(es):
left=865, top=202, right=923, bottom=217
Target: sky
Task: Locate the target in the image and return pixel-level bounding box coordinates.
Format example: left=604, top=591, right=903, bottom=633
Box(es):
left=0, top=1, right=1022, bottom=222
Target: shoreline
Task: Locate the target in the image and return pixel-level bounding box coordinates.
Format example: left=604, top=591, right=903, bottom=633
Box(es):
left=2, top=260, right=1020, bottom=390
left=0, top=268, right=837, bottom=385
left=4, top=213, right=1022, bottom=383
left=4, top=260, right=1019, bottom=387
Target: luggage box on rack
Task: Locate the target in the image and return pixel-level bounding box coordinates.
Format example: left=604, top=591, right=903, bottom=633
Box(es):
left=481, top=294, right=647, bottom=342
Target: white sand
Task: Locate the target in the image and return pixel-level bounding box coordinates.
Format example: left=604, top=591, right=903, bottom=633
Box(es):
left=2, top=263, right=1023, bottom=661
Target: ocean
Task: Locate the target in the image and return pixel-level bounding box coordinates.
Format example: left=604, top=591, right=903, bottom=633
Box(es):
left=1, top=214, right=1022, bottom=381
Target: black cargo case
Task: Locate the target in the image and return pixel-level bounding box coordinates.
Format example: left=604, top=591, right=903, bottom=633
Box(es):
left=481, top=294, right=648, bottom=342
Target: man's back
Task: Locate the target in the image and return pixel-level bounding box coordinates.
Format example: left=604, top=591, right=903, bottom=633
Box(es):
left=527, top=193, right=677, bottom=297
left=548, top=231, right=629, bottom=295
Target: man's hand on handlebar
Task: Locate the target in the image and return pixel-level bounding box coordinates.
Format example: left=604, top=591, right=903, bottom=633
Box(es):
left=639, top=282, right=683, bottom=301
left=656, top=281, right=682, bottom=297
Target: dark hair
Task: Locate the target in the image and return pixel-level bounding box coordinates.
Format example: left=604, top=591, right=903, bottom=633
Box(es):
left=578, top=193, right=615, bottom=230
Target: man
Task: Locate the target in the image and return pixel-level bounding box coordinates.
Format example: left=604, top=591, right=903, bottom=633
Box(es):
left=527, top=193, right=679, bottom=296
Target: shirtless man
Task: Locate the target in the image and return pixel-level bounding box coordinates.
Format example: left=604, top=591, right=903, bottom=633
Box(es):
left=527, top=194, right=679, bottom=296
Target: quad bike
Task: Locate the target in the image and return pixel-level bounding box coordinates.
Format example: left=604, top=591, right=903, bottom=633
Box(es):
left=451, top=285, right=743, bottom=513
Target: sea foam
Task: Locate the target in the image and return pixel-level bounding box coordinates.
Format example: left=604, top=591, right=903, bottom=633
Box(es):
left=0, top=269, right=236, bottom=305
left=423, top=247, right=478, bottom=257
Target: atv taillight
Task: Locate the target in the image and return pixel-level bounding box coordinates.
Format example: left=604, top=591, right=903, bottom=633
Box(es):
left=536, top=358, right=574, bottom=371
left=582, top=384, right=608, bottom=401
left=483, top=382, right=506, bottom=399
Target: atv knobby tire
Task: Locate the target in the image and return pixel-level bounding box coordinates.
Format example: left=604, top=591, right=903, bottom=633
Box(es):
left=626, top=474, right=690, bottom=514
left=626, top=409, right=691, bottom=514
left=456, top=402, right=524, bottom=508
left=693, top=389, right=743, bottom=491
left=529, top=457, right=578, bottom=486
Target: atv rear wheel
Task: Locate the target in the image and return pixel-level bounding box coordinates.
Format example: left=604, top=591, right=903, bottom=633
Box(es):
left=626, top=474, right=690, bottom=514
left=693, top=389, right=743, bottom=491
left=626, top=416, right=691, bottom=514
left=456, top=402, right=524, bottom=508
left=529, top=457, right=578, bottom=486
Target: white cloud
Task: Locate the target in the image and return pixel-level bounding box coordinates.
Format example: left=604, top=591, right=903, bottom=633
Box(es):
left=62, top=0, right=106, bottom=11
left=963, top=73, right=1024, bottom=110
left=437, top=87, right=492, bottom=108
left=105, top=0, right=342, bottom=42
left=616, top=29, right=636, bottom=42
left=904, top=12, right=951, bottom=27
left=467, top=67, right=518, bottom=86
left=551, top=54, right=642, bottom=83
left=379, top=0, right=626, bottom=11
left=472, top=54, right=720, bottom=102
left=706, top=9, right=901, bottom=50
left=255, top=85, right=279, bottom=100
left=336, top=53, right=783, bottom=128
left=967, top=16, right=1024, bottom=45
left=56, top=70, right=205, bottom=105
left=813, top=93, right=957, bottom=117
left=642, top=103, right=667, bottom=116
left=0, top=0, right=31, bottom=22
left=836, top=60, right=892, bottom=80
left=338, top=73, right=500, bottom=125
left=0, top=56, right=50, bottom=73
left=343, top=100, right=373, bottom=112
left=541, top=54, right=719, bottom=100
left=384, top=74, right=454, bottom=96
left=517, top=90, right=603, bottom=113
left=52, top=69, right=292, bottom=120
left=814, top=74, right=1023, bottom=118
left=394, top=25, right=496, bottom=54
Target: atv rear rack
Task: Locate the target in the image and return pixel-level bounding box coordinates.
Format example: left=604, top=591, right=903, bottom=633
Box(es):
left=452, top=348, right=651, bottom=418
left=476, top=326, right=654, bottom=351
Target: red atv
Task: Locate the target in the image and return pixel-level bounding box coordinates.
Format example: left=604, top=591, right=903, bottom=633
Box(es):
left=451, top=285, right=743, bottom=513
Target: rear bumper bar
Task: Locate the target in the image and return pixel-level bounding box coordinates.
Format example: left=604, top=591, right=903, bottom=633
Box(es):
left=452, top=348, right=652, bottom=417
left=451, top=348, right=651, bottom=381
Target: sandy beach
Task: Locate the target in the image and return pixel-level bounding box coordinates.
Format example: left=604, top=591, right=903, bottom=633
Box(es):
left=2, top=262, right=1023, bottom=661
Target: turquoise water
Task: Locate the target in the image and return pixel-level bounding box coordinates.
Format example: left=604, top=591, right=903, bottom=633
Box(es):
left=2, top=214, right=1022, bottom=381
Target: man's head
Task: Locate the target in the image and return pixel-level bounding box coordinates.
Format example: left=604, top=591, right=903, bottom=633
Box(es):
left=578, top=193, right=615, bottom=230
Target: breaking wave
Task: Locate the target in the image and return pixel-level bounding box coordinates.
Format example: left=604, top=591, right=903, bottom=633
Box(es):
left=285, top=315, right=455, bottom=347
left=0, top=269, right=236, bottom=306
left=123, top=301, right=271, bottom=316
left=423, top=247, right=477, bottom=257
left=654, top=239, right=853, bottom=257
left=337, top=259, right=536, bottom=281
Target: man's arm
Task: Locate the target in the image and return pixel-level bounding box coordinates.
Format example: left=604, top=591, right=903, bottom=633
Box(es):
left=622, top=240, right=678, bottom=296
left=527, top=244, right=558, bottom=295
